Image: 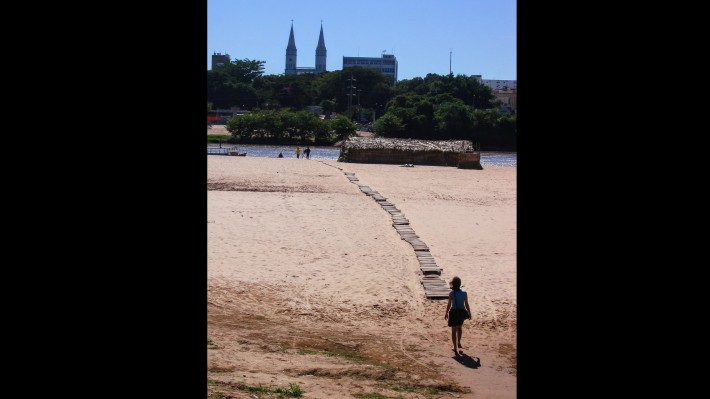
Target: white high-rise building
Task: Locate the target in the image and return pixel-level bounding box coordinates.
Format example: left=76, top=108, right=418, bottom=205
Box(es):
left=342, top=54, right=398, bottom=84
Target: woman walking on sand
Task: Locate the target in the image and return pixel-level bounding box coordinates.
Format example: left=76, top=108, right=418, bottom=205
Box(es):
left=444, top=276, right=472, bottom=355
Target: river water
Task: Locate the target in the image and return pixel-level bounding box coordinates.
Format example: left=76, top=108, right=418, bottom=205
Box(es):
left=208, top=144, right=516, bottom=167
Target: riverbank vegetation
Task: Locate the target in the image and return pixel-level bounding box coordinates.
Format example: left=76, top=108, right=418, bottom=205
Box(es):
left=208, top=59, right=515, bottom=150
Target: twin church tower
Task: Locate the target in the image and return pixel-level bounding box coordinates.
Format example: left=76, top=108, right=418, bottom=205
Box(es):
left=285, top=22, right=327, bottom=75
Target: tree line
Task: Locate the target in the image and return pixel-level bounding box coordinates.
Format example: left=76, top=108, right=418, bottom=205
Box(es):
left=208, top=59, right=516, bottom=150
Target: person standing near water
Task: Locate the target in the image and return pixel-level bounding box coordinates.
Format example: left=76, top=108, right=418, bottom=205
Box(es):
left=296, top=147, right=301, bottom=159
left=444, top=276, right=472, bottom=355
left=305, top=146, right=311, bottom=159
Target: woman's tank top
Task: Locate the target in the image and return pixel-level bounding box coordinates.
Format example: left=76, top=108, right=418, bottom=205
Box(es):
left=451, top=289, right=466, bottom=309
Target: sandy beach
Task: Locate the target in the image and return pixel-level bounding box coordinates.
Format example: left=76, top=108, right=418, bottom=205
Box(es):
left=208, top=156, right=516, bottom=398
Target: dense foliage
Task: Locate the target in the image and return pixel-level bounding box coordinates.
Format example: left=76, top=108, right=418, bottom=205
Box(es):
left=209, top=59, right=516, bottom=149
left=226, top=110, right=354, bottom=145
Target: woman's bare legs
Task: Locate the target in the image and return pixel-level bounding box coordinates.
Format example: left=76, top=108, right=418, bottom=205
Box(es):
left=451, top=326, right=463, bottom=354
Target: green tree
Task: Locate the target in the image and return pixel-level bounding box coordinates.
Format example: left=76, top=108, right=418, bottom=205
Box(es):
left=223, top=59, right=265, bottom=83
left=329, top=115, right=356, bottom=141
left=320, top=99, right=336, bottom=117
left=434, top=100, right=474, bottom=139
left=373, top=113, right=405, bottom=137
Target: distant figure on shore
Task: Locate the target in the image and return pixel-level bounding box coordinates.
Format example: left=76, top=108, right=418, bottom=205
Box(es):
left=305, top=146, right=311, bottom=159
left=296, top=147, right=301, bottom=159
left=278, top=152, right=283, bottom=158
left=444, top=276, right=472, bottom=355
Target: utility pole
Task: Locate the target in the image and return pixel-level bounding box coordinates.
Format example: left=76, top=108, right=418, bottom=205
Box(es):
left=346, top=73, right=356, bottom=120
left=449, top=48, right=452, bottom=75
left=357, top=89, right=362, bottom=122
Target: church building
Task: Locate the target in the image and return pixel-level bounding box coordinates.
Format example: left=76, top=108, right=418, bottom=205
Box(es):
left=285, top=22, right=327, bottom=75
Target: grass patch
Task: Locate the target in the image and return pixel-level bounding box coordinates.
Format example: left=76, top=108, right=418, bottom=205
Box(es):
left=208, top=375, right=304, bottom=397
left=383, top=382, right=451, bottom=396
left=231, top=382, right=303, bottom=397
left=274, top=383, right=303, bottom=397
left=298, top=348, right=368, bottom=364
left=208, top=134, right=235, bottom=144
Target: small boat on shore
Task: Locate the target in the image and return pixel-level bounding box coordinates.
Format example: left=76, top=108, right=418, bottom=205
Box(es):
left=228, top=151, right=247, bottom=156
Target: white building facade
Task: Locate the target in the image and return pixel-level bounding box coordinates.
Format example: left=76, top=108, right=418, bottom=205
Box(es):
left=481, top=79, right=517, bottom=90
left=342, top=54, right=398, bottom=84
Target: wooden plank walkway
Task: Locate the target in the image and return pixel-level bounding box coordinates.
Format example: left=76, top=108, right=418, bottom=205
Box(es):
left=342, top=171, right=449, bottom=299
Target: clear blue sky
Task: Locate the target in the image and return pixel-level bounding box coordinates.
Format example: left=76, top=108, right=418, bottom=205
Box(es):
left=207, top=0, right=516, bottom=81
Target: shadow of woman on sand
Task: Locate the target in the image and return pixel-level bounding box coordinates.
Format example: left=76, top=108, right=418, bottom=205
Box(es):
left=452, top=353, right=481, bottom=369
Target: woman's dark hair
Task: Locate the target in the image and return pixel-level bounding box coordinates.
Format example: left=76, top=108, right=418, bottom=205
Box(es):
left=450, top=276, right=462, bottom=290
